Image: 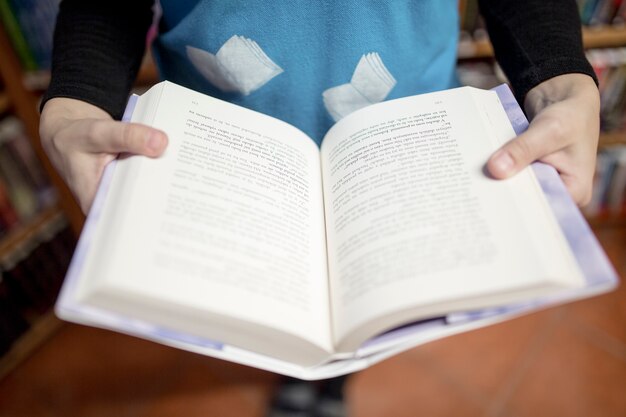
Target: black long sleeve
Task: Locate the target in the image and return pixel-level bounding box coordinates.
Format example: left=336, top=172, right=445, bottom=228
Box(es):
left=41, top=0, right=154, bottom=120
left=43, top=1, right=597, bottom=118
left=478, top=0, right=597, bottom=103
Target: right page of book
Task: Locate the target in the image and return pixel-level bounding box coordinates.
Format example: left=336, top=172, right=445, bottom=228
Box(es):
left=319, top=87, right=585, bottom=351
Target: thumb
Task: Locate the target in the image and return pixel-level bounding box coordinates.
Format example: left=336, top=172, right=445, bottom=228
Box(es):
left=83, top=120, right=168, bottom=157
left=487, top=119, right=564, bottom=179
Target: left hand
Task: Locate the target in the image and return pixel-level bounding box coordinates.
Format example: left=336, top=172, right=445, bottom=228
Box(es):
left=486, top=73, right=600, bottom=206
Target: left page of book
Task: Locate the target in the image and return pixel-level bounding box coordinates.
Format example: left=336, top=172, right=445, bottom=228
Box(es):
left=65, top=81, right=333, bottom=365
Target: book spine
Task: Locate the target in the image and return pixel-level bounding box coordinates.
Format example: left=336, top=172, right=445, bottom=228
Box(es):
left=0, top=176, right=19, bottom=233
left=0, top=143, right=40, bottom=222
left=606, top=148, right=626, bottom=213
left=583, top=145, right=626, bottom=218
left=1, top=220, right=73, bottom=313
left=584, top=151, right=609, bottom=217
left=8, top=0, right=58, bottom=70
left=0, top=277, right=30, bottom=355
left=589, top=0, right=619, bottom=25
left=581, top=0, right=602, bottom=25
left=0, top=222, right=73, bottom=358
left=0, top=117, right=52, bottom=200
left=461, top=0, right=479, bottom=33
left=0, top=0, right=37, bottom=71
left=0, top=116, right=55, bottom=225
left=614, top=0, right=626, bottom=23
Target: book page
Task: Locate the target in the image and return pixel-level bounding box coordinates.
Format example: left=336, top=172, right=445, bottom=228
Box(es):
left=320, top=87, right=583, bottom=349
left=78, top=82, right=332, bottom=356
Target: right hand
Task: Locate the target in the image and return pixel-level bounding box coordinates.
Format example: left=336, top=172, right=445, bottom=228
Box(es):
left=40, top=97, right=168, bottom=214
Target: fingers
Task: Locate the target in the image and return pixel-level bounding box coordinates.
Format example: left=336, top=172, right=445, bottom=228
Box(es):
left=81, top=119, right=168, bottom=156
left=556, top=169, right=593, bottom=206
left=39, top=98, right=171, bottom=215
left=487, top=115, right=567, bottom=179
left=543, top=150, right=596, bottom=206
left=487, top=113, right=597, bottom=206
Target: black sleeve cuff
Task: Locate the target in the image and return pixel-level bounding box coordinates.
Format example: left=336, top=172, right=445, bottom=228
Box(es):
left=478, top=0, right=598, bottom=104
left=40, top=0, right=154, bottom=119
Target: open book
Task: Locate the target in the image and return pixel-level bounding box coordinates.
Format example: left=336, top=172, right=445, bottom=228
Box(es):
left=57, top=81, right=618, bottom=379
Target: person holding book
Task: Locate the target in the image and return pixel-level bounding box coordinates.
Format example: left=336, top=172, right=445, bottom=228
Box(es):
left=39, top=1, right=601, bottom=416
left=40, top=0, right=599, bottom=213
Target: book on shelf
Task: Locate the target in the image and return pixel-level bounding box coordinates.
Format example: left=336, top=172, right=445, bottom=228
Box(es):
left=605, top=146, right=626, bottom=214
left=0, top=116, right=55, bottom=235
left=593, top=48, right=626, bottom=131
left=579, top=0, right=626, bottom=25
left=9, top=0, right=58, bottom=70
left=0, top=221, right=74, bottom=356
left=0, top=0, right=37, bottom=71
left=0, top=117, right=50, bottom=194
left=585, top=144, right=626, bottom=217
left=459, top=1, right=626, bottom=50
left=0, top=139, right=38, bottom=223
left=459, top=47, right=626, bottom=133
left=0, top=0, right=58, bottom=71
left=0, top=276, right=30, bottom=355
left=56, top=80, right=618, bottom=379
left=0, top=177, right=19, bottom=233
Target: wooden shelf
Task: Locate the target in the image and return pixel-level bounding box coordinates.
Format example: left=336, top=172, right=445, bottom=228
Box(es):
left=0, top=92, right=10, bottom=114
left=599, top=130, right=626, bottom=147
left=22, top=70, right=50, bottom=93
left=458, top=36, right=493, bottom=59
left=0, top=311, right=63, bottom=380
left=458, top=25, right=626, bottom=60
left=583, top=25, right=626, bottom=49
left=0, top=23, right=84, bottom=236
left=136, top=51, right=158, bottom=86
left=0, top=204, right=66, bottom=265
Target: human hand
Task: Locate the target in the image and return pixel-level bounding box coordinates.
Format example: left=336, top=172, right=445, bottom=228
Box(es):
left=486, top=73, right=600, bottom=206
left=40, top=97, right=168, bottom=213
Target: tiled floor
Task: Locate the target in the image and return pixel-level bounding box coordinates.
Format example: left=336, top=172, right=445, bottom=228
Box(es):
left=1, top=226, right=625, bottom=417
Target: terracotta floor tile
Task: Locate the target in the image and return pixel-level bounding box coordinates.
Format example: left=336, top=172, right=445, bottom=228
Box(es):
left=409, top=306, right=562, bottom=404
left=137, top=357, right=277, bottom=417
left=566, top=280, right=626, bottom=348
left=565, top=226, right=626, bottom=349
left=0, top=324, right=189, bottom=417
left=1, top=226, right=624, bottom=417
left=499, top=322, right=626, bottom=417
left=348, top=351, right=485, bottom=417
left=592, top=227, right=626, bottom=270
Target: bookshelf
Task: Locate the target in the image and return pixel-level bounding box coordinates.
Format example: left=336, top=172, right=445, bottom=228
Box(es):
left=597, top=130, right=626, bottom=147
left=0, top=15, right=78, bottom=378
left=0, top=204, right=65, bottom=259
left=459, top=26, right=626, bottom=59
left=0, top=310, right=61, bottom=380
left=458, top=25, right=626, bottom=224
left=0, top=92, right=9, bottom=114
left=459, top=27, right=626, bottom=150
left=0, top=24, right=84, bottom=234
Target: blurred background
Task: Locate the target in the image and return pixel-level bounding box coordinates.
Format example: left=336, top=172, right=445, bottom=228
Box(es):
left=0, top=1, right=625, bottom=416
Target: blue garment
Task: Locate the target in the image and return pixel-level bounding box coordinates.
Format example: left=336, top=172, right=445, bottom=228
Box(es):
left=153, top=0, right=460, bottom=145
